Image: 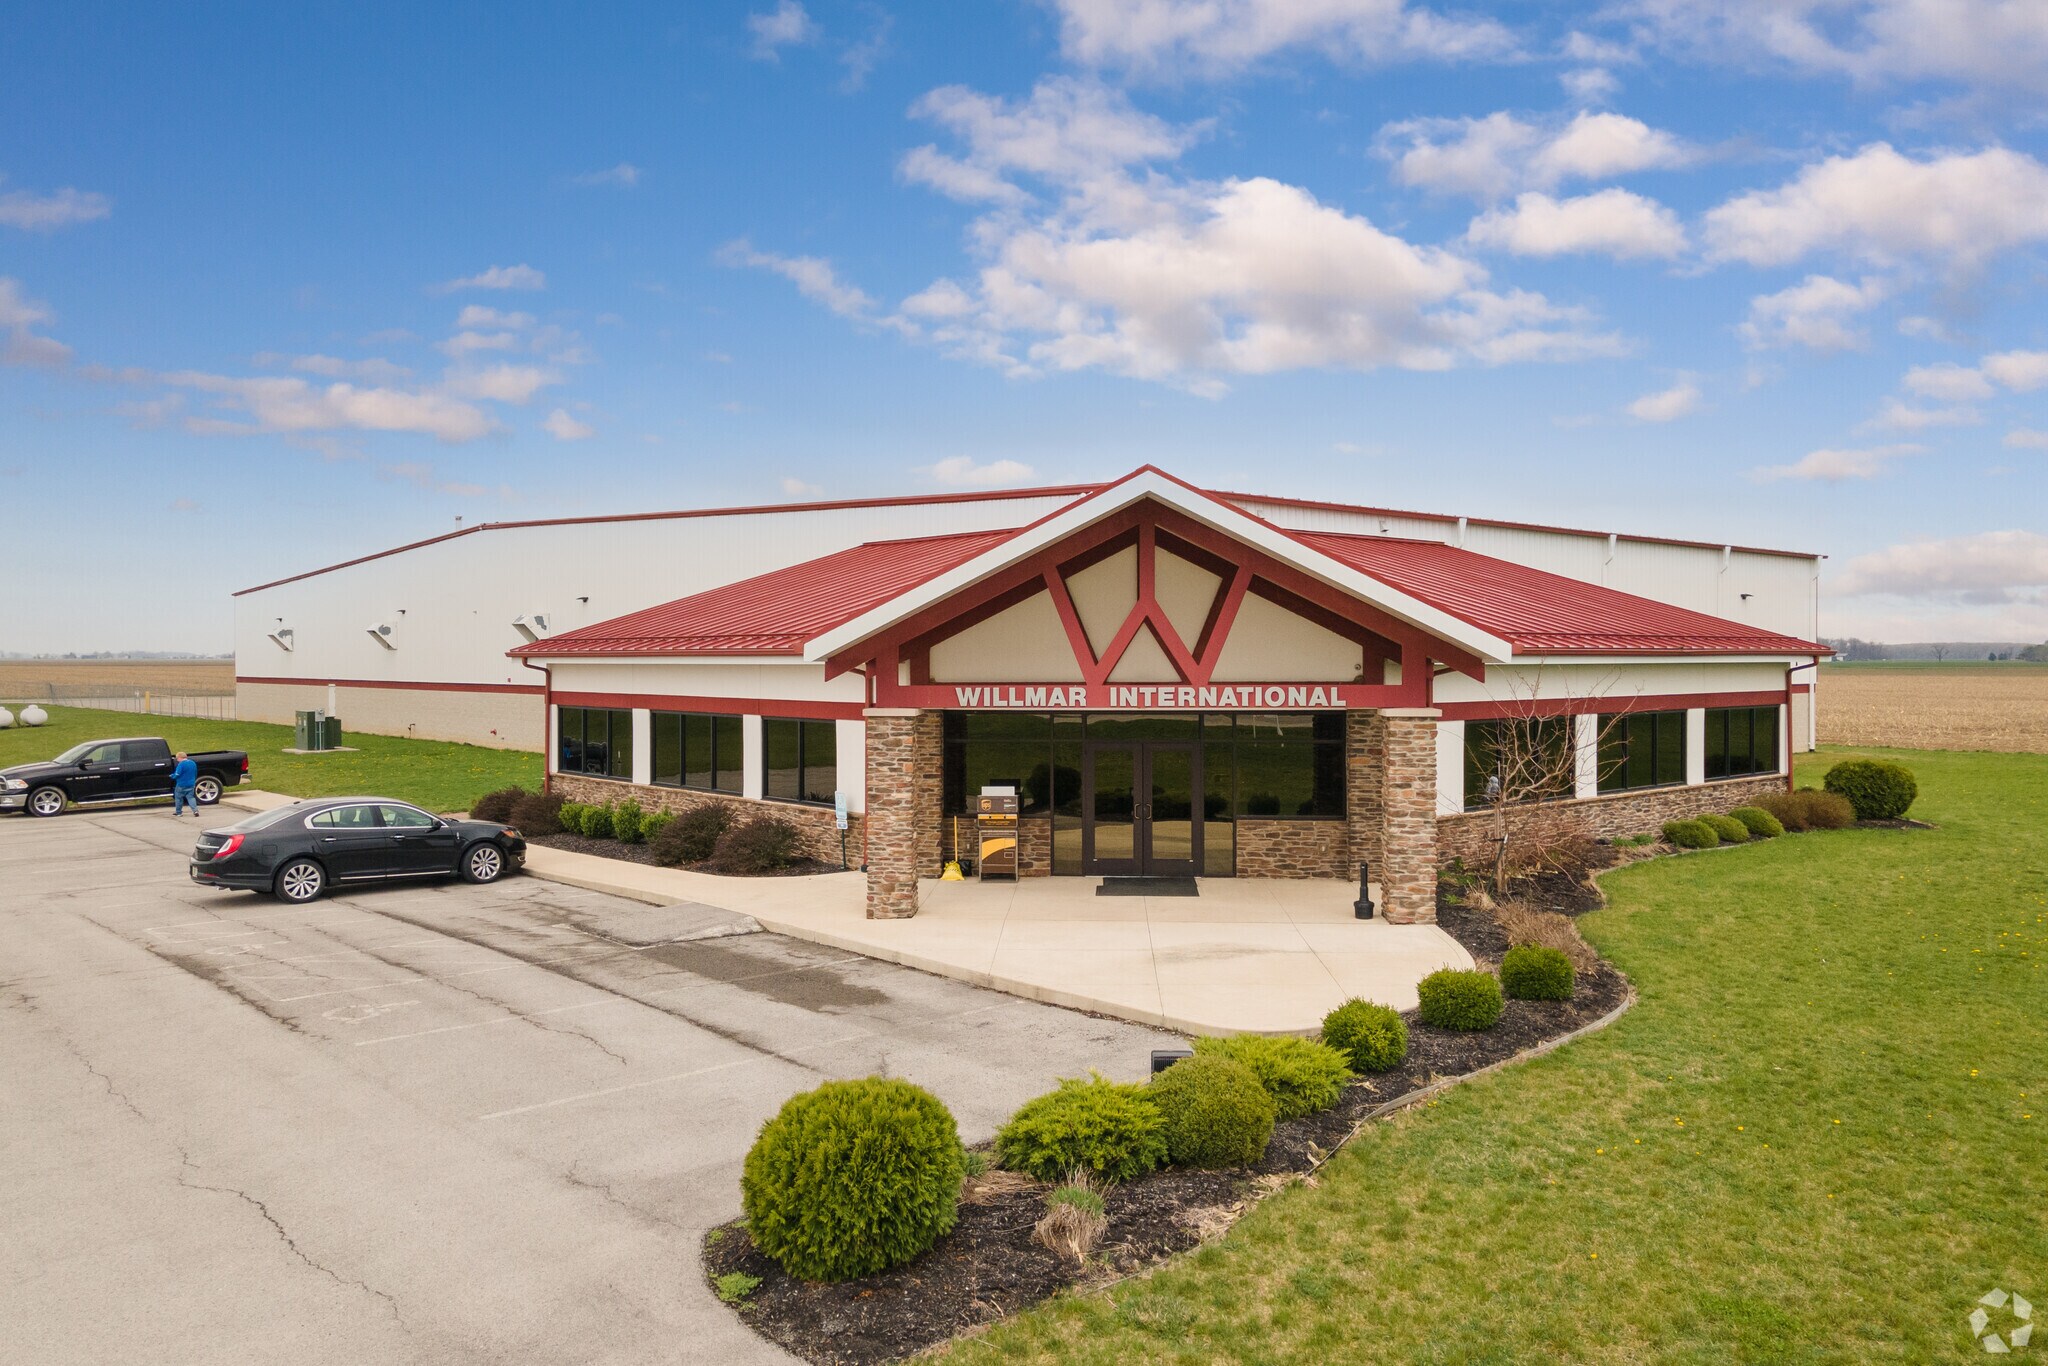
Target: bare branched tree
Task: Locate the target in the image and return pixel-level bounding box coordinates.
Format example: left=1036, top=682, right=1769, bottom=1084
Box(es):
left=1467, top=671, right=1631, bottom=897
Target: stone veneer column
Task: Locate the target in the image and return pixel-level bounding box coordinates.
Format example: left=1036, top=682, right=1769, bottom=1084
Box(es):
left=1378, top=708, right=1441, bottom=925
left=1345, top=709, right=1386, bottom=879
left=862, top=709, right=924, bottom=919
left=911, top=709, right=944, bottom=878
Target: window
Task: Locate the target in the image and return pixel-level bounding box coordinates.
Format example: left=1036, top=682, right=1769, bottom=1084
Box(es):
left=1463, top=717, right=1574, bottom=810
left=1597, top=710, right=1687, bottom=793
left=651, top=712, right=743, bottom=794
left=557, top=706, right=632, bottom=779
left=378, top=804, right=436, bottom=828
left=309, top=805, right=379, bottom=829
left=943, top=712, right=1061, bottom=817
left=1232, top=713, right=1345, bottom=818
left=123, top=741, right=167, bottom=762
left=1705, top=705, right=1779, bottom=779
left=83, top=742, right=123, bottom=765
left=763, top=717, right=837, bottom=805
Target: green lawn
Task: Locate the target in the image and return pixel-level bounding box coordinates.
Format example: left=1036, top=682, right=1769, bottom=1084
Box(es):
left=0, top=706, right=540, bottom=814
left=947, top=745, right=2048, bottom=1364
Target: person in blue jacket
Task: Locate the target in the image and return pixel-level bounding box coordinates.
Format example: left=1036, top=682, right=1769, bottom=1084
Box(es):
left=171, top=752, right=199, bottom=816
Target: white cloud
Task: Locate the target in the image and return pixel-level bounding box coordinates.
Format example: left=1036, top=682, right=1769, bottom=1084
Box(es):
left=440, top=330, right=520, bottom=357
left=1627, top=381, right=1701, bottom=421
left=840, top=12, right=892, bottom=91
left=1466, top=189, right=1686, bottom=259
left=1704, top=143, right=2048, bottom=267
left=0, top=277, right=71, bottom=367
left=902, top=78, right=1197, bottom=200
left=1625, top=0, right=2048, bottom=95
left=898, top=146, right=1029, bottom=206
left=444, top=364, right=558, bottom=405
left=1868, top=398, right=1981, bottom=430
left=780, top=475, right=824, bottom=496
left=1982, top=350, right=2048, bottom=392
left=748, top=0, right=817, bottom=59
left=455, top=305, right=536, bottom=330
left=1738, top=274, right=1888, bottom=351
left=1902, top=361, right=1995, bottom=401
left=1751, top=443, right=1924, bottom=481
left=572, top=163, right=640, bottom=188
left=1833, top=530, right=2048, bottom=606
left=0, top=181, right=111, bottom=231
left=1561, top=67, right=1621, bottom=102
left=925, top=456, right=1035, bottom=487
left=2004, top=428, right=2048, bottom=449
left=1379, top=110, right=1688, bottom=201
left=435, top=263, right=546, bottom=293
left=1048, top=0, right=1516, bottom=73
left=542, top=408, right=594, bottom=441
left=718, top=239, right=874, bottom=318
left=159, top=372, right=497, bottom=443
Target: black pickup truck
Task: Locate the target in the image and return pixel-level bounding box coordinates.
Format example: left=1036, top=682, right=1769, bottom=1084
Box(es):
left=1, top=736, right=250, bottom=817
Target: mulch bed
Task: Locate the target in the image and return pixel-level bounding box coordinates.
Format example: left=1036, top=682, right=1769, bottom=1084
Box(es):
left=701, top=877, right=1633, bottom=1366
left=524, top=831, right=848, bottom=877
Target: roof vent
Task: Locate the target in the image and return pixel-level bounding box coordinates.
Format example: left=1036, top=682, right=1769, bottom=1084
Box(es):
left=267, top=627, right=295, bottom=652
left=367, top=623, right=397, bottom=649
left=512, top=614, right=550, bottom=643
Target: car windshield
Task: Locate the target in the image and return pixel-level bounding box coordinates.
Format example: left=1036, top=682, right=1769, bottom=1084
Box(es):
left=219, top=805, right=305, bottom=833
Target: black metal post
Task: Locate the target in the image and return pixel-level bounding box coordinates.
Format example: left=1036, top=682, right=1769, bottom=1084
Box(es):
left=1353, top=861, right=1375, bottom=919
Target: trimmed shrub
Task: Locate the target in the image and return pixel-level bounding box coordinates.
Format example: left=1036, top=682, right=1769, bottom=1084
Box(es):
left=995, top=1074, right=1168, bottom=1183
left=469, top=786, right=527, bottom=823
left=1760, top=787, right=1855, bottom=832
left=1662, top=818, right=1720, bottom=849
left=653, top=802, right=737, bottom=866
left=710, top=816, right=801, bottom=873
left=740, top=1077, right=966, bottom=1282
left=610, top=799, right=646, bottom=844
left=1728, top=805, right=1784, bottom=839
left=1147, top=1054, right=1276, bottom=1169
left=1491, top=900, right=1598, bottom=974
left=577, top=802, right=615, bottom=838
left=1416, top=968, right=1504, bottom=1031
left=1193, top=1034, right=1352, bottom=1120
left=640, top=810, right=674, bottom=843
left=509, top=789, right=564, bottom=834
left=1824, top=758, right=1918, bottom=821
left=1701, top=813, right=1750, bottom=845
left=557, top=801, right=589, bottom=834
left=1500, top=944, right=1575, bottom=1001
left=1321, top=998, right=1408, bottom=1074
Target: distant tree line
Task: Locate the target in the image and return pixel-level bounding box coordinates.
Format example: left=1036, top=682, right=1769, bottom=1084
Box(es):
left=1824, top=638, right=2047, bottom=662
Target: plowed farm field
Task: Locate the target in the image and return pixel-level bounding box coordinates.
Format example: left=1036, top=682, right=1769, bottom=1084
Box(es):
left=1821, top=664, right=2048, bottom=753
left=0, top=658, right=234, bottom=699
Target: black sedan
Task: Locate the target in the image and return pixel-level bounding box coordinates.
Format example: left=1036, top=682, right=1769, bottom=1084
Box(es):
left=190, top=797, right=526, bottom=903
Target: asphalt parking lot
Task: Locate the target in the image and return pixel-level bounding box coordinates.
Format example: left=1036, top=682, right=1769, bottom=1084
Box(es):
left=1, top=806, right=1176, bottom=1365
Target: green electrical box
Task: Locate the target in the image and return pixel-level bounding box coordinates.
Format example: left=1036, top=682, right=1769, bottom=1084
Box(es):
left=323, top=715, right=342, bottom=749
left=294, top=710, right=318, bottom=750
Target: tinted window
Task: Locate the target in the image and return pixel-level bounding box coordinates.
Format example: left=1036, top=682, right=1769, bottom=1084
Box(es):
left=764, top=717, right=837, bottom=806
left=1597, top=710, right=1687, bottom=794
left=123, top=741, right=169, bottom=762
left=656, top=711, right=743, bottom=794
left=309, top=805, right=380, bottom=829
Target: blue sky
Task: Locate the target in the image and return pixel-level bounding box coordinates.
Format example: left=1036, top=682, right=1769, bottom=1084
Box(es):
left=4, top=0, right=2047, bottom=652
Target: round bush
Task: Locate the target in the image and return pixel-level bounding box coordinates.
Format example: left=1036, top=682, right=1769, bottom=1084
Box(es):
left=469, top=786, right=527, bottom=823
left=1321, top=998, right=1408, bottom=1073
left=577, top=803, right=615, bottom=838
left=610, top=799, right=646, bottom=844
left=1193, top=1034, right=1352, bottom=1120
left=741, top=1077, right=967, bottom=1282
left=1662, top=818, right=1719, bottom=849
left=1147, top=1054, right=1276, bottom=1169
left=1416, top=968, right=1504, bottom=1031
left=1728, top=805, right=1784, bottom=839
left=1700, top=813, right=1750, bottom=844
left=710, top=817, right=801, bottom=873
left=556, top=801, right=588, bottom=834
left=1824, top=758, right=1918, bottom=821
left=653, top=803, right=737, bottom=866
left=640, top=810, right=673, bottom=842
left=995, top=1075, right=1168, bottom=1183
left=1500, top=944, right=1575, bottom=1001
left=509, top=790, right=564, bottom=834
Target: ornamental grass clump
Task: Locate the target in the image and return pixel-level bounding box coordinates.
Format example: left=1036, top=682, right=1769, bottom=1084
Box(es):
left=1500, top=944, right=1575, bottom=1001
left=1416, top=968, right=1504, bottom=1031
left=995, top=1074, right=1168, bottom=1183
left=1662, top=818, right=1720, bottom=849
left=1320, top=998, right=1408, bottom=1073
left=1824, top=758, right=1919, bottom=821
left=1701, top=813, right=1750, bottom=845
left=1033, top=1169, right=1109, bottom=1264
left=1728, top=805, right=1785, bottom=839
left=1147, top=1053, right=1276, bottom=1169
left=1193, top=1034, right=1352, bottom=1120
left=740, top=1077, right=966, bottom=1282
left=469, top=785, right=527, bottom=823
left=1758, top=788, right=1856, bottom=832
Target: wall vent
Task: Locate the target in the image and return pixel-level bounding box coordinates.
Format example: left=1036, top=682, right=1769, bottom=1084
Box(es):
left=367, top=623, right=397, bottom=649
left=267, top=627, right=295, bottom=652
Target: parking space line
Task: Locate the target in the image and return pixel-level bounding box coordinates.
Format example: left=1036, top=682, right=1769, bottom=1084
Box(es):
left=354, top=998, right=624, bottom=1046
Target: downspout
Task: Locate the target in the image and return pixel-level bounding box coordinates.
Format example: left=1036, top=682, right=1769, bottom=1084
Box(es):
left=857, top=664, right=872, bottom=872
left=520, top=657, right=552, bottom=795
left=1785, top=658, right=1821, bottom=792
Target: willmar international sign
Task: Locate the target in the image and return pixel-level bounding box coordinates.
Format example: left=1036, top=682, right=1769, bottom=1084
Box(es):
left=949, top=684, right=1354, bottom=709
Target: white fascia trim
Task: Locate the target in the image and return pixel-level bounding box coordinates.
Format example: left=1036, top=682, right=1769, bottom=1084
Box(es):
left=802, top=470, right=1514, bottom=665
left=513, top=654, right=818, bottom=667
left=1511, top=653, right=1821, bottom=667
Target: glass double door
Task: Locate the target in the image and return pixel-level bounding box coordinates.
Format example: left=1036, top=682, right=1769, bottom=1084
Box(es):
left=1082, top=741, right=1201, bottom=877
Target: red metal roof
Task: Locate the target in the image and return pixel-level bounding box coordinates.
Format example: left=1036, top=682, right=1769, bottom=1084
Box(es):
left=516, top=511, right=1824, bottom=661
left=509, top=528, right=1017, bottom=656
left=1292, top=531, right=1825, bottom=655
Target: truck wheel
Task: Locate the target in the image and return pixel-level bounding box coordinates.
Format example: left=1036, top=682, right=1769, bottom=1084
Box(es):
left=462, top=843, right=505, bottom=884
left=275, top=858, right=326, bottom=903
left=27, top=787, right=65, bottom=817
left=193, top=775, right=223, bottom=805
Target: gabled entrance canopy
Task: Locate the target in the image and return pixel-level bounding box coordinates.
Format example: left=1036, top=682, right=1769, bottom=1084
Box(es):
left=811, top=468, right=1505, bottom=711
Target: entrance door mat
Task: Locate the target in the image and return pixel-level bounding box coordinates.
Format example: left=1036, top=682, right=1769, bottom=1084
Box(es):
left=1096, top=877, right=1199, bottom=897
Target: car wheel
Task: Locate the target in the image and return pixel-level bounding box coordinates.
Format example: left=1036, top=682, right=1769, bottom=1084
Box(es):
left=276, top=858, right=326, bottom=903
left=27, top=787, right=65, bottom=817
left=193, top=775, right=223, bottom=805
left=462, top=842, right=506, bottom=884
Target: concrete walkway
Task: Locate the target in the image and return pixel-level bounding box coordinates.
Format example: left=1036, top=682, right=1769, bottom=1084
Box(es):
left=219, top=790, right=1474, bottom=1036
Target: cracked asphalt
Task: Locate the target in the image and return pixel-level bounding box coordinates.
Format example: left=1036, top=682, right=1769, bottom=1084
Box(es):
left=1, top=806, right=1176, bottom=1365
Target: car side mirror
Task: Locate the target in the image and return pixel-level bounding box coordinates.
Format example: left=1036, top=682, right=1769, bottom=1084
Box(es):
left=75, top=757, right=91, bottom=768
